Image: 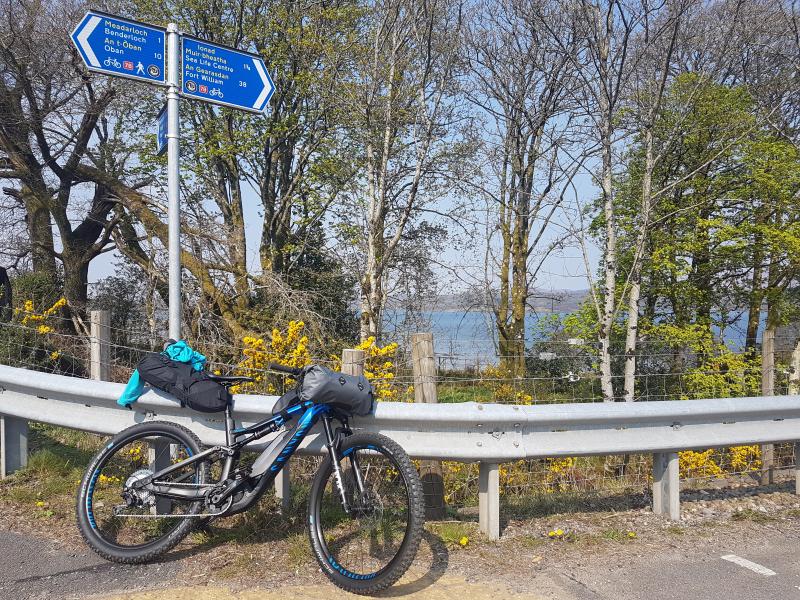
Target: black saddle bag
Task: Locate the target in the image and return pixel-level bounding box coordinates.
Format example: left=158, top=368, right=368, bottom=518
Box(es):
left=136, top=352, right=231, bottom=413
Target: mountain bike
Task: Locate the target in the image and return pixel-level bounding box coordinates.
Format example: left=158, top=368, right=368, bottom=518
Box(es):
left=75, top=363, right=424, bottom=594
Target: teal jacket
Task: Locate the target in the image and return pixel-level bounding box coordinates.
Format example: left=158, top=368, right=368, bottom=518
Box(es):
left=118, top=340, right=207, bottom=407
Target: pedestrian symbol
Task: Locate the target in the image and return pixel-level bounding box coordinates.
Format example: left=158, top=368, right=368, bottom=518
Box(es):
left=71, top=12, right=166, bottom=85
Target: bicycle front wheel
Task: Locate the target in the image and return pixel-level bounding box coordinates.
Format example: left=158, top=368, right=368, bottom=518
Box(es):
left=307, top=432, right=424, bottom=594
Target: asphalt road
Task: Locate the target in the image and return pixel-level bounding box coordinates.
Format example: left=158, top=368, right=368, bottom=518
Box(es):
left=0, top=530, right=181, bottom=600
left=556, top=534, right=800, bottom=600
left=1, top=526, right=799, bottom=599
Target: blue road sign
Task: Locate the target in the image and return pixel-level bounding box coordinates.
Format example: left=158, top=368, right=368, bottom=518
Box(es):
left=181, top=37, right=275, bottom=113
left=156, top=104, right=168, bottom=156
left=71, top=11, right=166, bottom=85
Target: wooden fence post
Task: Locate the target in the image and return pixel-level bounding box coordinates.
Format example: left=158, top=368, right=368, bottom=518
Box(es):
left=342, top=349, right=365, bottom=377
left=761, top=329, right=775, bottom=485
left=90, top=310, right=111, bottom=382
left=411, top=333, right=446, bottom=520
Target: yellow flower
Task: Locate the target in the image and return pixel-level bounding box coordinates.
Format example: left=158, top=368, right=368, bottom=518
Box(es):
left=36, top=501, right=45, bottom=507
left=459, top=536, right=469, bottom=547
left=50, top=351, right=60, bottom=360
left=627, top=531, right=637, bottom=539
left=37, top=325, right=53, bottom=334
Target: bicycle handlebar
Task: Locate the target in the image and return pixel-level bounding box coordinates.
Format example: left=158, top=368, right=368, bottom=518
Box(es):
left=268, top=363, right=303, bottom=377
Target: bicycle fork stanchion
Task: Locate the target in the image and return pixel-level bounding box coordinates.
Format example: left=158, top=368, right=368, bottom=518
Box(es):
left=652, top=452, right=680, bottom=521
left=0, top=415, right=28, bottom=478
left=478, top=462, right=500, bottom=541
left=323, top=416, right=351, bottom=513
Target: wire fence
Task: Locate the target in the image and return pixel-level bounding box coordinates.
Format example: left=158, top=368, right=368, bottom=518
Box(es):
left=1, top=306, right=797, bottom=520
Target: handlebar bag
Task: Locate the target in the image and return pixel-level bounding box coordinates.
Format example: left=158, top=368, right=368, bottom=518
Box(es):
left=298, top=365, right=375, bottom=417
left=136, top=352, right=231, bottom=413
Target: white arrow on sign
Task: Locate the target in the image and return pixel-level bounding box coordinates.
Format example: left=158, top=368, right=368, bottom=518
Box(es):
left=253, top=59, right=272, bottom=110
left=76, top=15, right=102, bottom=68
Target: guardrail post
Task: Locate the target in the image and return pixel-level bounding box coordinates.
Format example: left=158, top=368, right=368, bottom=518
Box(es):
left=479, top=462, right=500, bottom=540
left=652, top=452, right=680, bottom=521
left=149, top=438, right=172, bottom=514
left=90, top=310, right=111, bottom=382
left=1, top=415, right=28, bottom=477
left=274, top=467, right=290, bottom=512
left=795, top=442, right=800, bottom=496
left=412, top=333, right=446, bottom=520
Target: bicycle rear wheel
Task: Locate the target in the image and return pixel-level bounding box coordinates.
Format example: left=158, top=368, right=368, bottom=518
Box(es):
left=307, top=432, right=424, bottom=594
left=76, top=421, right=208, bottom=563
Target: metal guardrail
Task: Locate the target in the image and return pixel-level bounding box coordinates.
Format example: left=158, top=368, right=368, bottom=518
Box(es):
left=1, top=363, right=799, bottom=539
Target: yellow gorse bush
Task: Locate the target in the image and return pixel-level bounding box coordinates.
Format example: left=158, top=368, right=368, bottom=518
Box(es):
left=543, top=457, right=577, bottom=492
left=331, top=336, right=400, bottom=401
left=234, top=320, right=312, bottom=393
left=481, top=365, right=533, bottom=404
left=679, top=445, right=761, bottom=479
left=678, top=449, right=723, bottom=478
left=19, top=297, right=66, bottom=326
left=728, top=444, right=761, bottom=472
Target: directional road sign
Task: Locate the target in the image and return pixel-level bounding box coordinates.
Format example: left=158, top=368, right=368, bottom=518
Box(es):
left=156, top=104, right=168, bottom=156
left=71, top=11, right=166, bottom=85
left=181, top=36, right=275, bottom=113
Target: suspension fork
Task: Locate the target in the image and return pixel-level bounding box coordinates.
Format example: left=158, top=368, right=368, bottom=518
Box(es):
left=322, top=415, right=361, bottom=514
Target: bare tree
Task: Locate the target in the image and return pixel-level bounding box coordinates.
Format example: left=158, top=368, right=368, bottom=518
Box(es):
left=347, top=0, right=465, bottom=341
left=466, top=0, right=580, bottom=375
left=619, top=0, right=692, bottom=402
left=0, top=0, right=121, bottom=321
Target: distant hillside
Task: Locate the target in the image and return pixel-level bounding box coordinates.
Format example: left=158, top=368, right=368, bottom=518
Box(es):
left=386, top=289, right=589, bottom=314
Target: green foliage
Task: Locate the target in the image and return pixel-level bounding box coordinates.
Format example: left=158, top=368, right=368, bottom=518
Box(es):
left=615, top=75, right=800, bottom=335
left=11, top=271, right=61, bottom=309
left=642, top=321, right=761, bottom=400
left=0, top=272, right=77, bottom=373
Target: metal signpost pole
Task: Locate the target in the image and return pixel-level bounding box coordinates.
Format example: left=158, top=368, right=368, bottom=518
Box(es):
left=72, top=11, right=274, bottom=343
left=166, top=23, right=182, bottom=340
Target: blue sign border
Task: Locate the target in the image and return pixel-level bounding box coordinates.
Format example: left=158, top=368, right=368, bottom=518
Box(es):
left=180, top=34, right=275, bottom=114
left=70, top=10, right=167, bottom=86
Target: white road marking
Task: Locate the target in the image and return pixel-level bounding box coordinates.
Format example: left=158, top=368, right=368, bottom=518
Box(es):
left=721, top=554, right=777, bottom=577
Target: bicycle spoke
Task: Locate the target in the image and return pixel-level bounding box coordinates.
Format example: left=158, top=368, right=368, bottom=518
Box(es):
left=86, top=433, right=204, bottom=548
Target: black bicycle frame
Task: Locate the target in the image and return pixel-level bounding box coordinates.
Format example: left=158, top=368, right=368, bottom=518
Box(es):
left=133, top=400, right=356, bottom=513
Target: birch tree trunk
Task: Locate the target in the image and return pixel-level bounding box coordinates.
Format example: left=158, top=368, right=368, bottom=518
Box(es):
left=622, top=133, right=654, bottom=403
left=598, top=68, right=617, bottom=403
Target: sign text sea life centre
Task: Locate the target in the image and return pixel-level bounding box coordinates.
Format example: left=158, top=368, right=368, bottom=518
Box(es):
left=182, top=37, right=274, bottom=113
